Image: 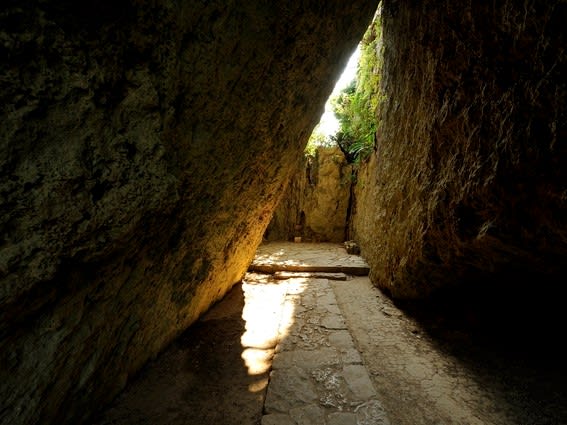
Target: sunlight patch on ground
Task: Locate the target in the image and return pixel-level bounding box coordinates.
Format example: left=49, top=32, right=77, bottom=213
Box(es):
left=240, top=277, right=307, bottom=381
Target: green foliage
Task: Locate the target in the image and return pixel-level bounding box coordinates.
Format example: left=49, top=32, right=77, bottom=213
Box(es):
left=331, top=11, right=382, bottom=163
left=304, top=124, right=335, bottom=156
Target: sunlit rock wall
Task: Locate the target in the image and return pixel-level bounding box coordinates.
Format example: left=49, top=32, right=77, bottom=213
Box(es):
left=265, top=146, right=353, bottom=242
left=0, top=1, right=376, bottom=424
left=354, top=0, right=566, bottom=299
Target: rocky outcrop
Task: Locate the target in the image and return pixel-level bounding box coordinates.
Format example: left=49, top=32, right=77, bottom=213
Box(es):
left=0, top=2, right=377, bottom=424
left=265, top=146, right=353, bottom=242
left=353, top=1, right=566, bottom=303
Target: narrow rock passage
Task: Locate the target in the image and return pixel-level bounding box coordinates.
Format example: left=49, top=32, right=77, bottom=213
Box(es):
left=93, top=242, right=567, bottom=425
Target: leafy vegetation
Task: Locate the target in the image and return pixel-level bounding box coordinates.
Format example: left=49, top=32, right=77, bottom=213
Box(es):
left=304, top=124, right=335, bottom=156
left=331, top=11, right=382, bottom=163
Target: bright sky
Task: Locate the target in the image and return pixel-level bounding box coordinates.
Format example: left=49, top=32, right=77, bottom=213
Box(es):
left=317, top=47, right=360, bottom=137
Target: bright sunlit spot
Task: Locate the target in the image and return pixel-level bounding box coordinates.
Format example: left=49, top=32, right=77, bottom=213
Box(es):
left=317, top=47, right=360, bottom=138
left=240, top=277, right=307, bottom=386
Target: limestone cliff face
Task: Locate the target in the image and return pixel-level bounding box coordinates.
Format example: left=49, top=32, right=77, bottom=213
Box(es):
left=265, top=146, right=352, bottom=242
left=354, top=0, right=566, bottom=300
left=0, top=2, right=376, bottom=424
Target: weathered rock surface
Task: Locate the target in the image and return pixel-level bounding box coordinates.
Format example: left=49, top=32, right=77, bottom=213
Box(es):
left=353, top=1, right=566, bottom=305
left=0, top=2, right=377, bottom=424
left=265, top=146, right=353, bottom=242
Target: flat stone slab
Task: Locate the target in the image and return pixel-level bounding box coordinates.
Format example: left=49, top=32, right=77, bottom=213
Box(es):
left=264, top=366, right=318, bottom=413
left=273, top=271, right=348, bottom=281
left=249, top=242, right=370, bottom=276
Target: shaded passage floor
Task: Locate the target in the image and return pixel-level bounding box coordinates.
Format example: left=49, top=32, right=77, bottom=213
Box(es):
left=93, top=242, right=567, bottom=425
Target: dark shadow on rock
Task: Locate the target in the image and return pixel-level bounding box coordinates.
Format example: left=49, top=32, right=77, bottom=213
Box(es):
left=394, top=271, right=567, bottom=424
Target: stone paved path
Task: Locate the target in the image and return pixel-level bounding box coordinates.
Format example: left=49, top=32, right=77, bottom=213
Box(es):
left=94, top=241, right=567, bottom=425
left=246, top=241, right=389, bottom=424
left=261, top=276, right=389, bottom=425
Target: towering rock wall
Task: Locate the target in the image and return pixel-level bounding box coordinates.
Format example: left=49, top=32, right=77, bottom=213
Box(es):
left=0, top=2, right=377, bottom=424
left=265, top=146, right=353, bottom=242
left=353, top=0, right=566, bottom=300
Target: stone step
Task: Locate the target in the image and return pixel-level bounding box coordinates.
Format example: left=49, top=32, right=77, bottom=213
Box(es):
left=272, top=271, right=348, bottom=281
left=249, top=263, right=369, bottom=276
